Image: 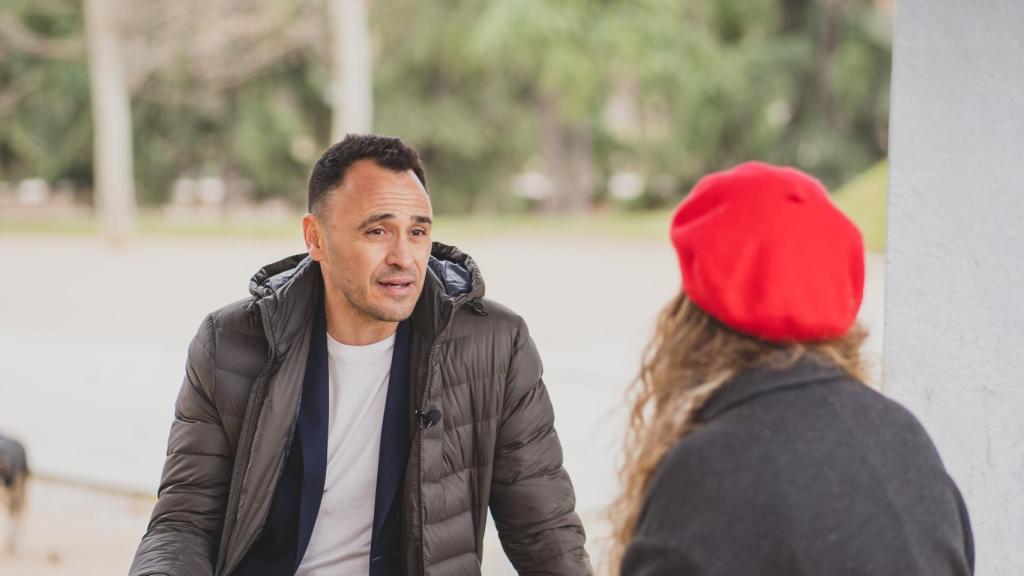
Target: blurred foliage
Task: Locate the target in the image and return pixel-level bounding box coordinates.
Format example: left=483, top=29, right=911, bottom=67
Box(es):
left=0, top=0, right=891, bottom=211
left=0, top=0, right=92, bottom=187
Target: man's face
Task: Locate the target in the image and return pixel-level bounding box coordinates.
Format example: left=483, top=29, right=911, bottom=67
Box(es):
left=305, top=159, right=433, bottom=326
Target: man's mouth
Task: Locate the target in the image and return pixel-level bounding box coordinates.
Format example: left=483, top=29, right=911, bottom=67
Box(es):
left=378, top=278, right=415, bottom=294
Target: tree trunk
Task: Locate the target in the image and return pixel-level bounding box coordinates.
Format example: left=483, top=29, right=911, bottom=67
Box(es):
left=777, top=0, right=812, bottom=33
left=817, top=0, right=842, bottom=127
left=329, top=0, right=373, bottom=141
left=538, top=92, right=594, bottom=214
left=85, top=0, right=136, bottom=243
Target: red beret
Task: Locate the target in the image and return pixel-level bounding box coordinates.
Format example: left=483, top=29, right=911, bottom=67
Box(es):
left=670, top=162, right=864, bottom=342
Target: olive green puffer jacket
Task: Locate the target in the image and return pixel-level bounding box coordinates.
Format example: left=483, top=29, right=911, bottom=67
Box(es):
left=130, top=242, right=591, bottom=576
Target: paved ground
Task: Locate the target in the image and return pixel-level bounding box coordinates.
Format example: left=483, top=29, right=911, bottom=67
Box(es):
left=0, top=230, right=885, bottom=574
left=0, top=478, right=152, bottom=575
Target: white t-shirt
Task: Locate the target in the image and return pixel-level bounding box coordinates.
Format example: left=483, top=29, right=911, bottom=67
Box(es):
left=295, top=332, right=396, bottom=576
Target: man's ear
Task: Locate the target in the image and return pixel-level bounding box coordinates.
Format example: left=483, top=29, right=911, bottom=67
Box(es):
left=302, top=213, right=326, bottom=261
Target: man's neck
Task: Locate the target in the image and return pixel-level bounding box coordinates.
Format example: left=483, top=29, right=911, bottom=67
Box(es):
left=323, top=291, right=398, bottom=346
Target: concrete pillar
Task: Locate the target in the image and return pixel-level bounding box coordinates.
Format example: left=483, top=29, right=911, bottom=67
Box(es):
left=886, top=2, right=1024, bottom=574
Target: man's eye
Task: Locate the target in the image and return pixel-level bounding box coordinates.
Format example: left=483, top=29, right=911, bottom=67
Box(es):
left=411, top=228, right=429, bottom=236
left=367, top=228, right=386, bottom=236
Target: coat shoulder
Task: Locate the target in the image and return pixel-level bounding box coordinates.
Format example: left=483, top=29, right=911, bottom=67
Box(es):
left=479, top=297, right=526, bottom=329
left=206, top=297, right=265, bottom=339
left=192, top=297, right=269, bottom=402
left=198, top=297, right=268, bottom=356
left=450, top=297, right=531, bottom=343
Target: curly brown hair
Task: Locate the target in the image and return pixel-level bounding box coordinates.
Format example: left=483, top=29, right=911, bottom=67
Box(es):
left=604, top=292, right=868, bottom=574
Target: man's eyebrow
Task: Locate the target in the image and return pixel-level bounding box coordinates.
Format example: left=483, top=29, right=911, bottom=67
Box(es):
left=358, top=213, right=433, bottom=228
left=358, top=213, right=394, bottom=228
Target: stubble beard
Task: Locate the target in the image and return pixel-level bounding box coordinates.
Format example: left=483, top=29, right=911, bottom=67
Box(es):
left=331, top=270, right=417, bottom=324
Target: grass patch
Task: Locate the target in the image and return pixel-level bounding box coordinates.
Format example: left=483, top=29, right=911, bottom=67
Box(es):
left=0, top=217, right=99, bottom=236
left=2, top=209, right=675, bottom=241
left=832, top=160, right=888, bottom=253
left=3, top=166, right=887, bottom=250
left=436, top=210, right=672, bottom=241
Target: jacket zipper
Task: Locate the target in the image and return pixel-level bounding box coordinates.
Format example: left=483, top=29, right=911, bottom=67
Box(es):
left=418, top=303, right=458, bottom=576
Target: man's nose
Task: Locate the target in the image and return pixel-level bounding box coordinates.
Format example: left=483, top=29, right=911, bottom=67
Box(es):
left=386, top=236, right=415, bottom=268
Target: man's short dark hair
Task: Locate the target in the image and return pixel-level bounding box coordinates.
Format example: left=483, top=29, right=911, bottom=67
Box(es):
left=307, top=133, right=427, bottom=214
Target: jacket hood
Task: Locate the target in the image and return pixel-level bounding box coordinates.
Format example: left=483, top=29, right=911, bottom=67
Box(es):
left=425, top=242, right=485, bottom=304
left=249, top=253, right=310, bottom=300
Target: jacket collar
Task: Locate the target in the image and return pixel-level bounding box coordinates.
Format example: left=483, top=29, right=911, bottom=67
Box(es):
left=699, top=356, right=847, bottom=421
left=411, top=242, right=486, bottom=341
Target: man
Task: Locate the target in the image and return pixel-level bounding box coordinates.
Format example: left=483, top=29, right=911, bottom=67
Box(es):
left=130, top=134, right=590, bottom=575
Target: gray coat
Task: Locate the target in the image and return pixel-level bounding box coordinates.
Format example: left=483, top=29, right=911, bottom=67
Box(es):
left=621, top=358, right=974, bottom=576
left=130, top=243, right=590, bottom=576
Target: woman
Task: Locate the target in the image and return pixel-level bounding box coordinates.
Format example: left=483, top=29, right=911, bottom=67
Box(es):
left=609, top=162, right=974, bottom=575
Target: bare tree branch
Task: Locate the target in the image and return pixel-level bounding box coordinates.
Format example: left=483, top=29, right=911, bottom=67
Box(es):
left=122, top=0, right=323, bottom=94
left=0, top=12, right=83, bottom=60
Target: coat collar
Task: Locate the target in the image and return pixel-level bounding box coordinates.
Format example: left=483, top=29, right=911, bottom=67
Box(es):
left=699, top=356, right=848, bottom=421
